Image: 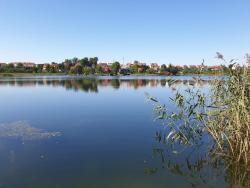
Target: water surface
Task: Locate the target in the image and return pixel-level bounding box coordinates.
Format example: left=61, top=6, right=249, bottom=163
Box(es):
left=0, top=76, right=226, bottom=188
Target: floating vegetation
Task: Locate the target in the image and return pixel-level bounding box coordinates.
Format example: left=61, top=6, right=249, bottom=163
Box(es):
left=0, top=121, right=61, bottom=141
left=144, top=167, right=158, bottom=175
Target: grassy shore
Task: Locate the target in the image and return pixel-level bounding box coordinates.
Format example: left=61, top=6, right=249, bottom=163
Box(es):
left=0, top=72, right=223, bottom=77
left=127, top=73, right=160, bottom=76
left=0, top=73, right=67, bottom=77
left=0, top=72, right=160, bottom=77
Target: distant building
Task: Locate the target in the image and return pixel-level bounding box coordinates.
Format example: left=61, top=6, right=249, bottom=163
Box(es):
left=103, top=67, right=111, bottom=73
left=9, top=62, right=19, bottom=67
left=126, top=61, right=146, bottom=68
left=98, top=63, right=111, bottom=73
left=36, top=64, right=44, bottom=68
left=98, top=63, right=108, bottom=68
left=119, top=68, right=130, bottom=75
left=121, top=64, right=129, bottom=69
left=210, top=65, right=223, bottom=71
left=189, top=65, right=198, bottom=69
left=150, top=63, right=160, bottom=72
left=138, top=67, right=145, bottom=73
left=0, top=63, right=6, bottom=67
left=9, top=62, right=36, bottom=68
left=50, top=63, right=59, bottom=69
left=176, top=65, right=184, bottom=69
left=23, top=63, right=36, bottom=68
left=132, top=61, right=146, bottom=66
left=43, top=64, right=50, bottom=71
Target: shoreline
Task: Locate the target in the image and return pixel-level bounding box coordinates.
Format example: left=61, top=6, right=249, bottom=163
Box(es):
left=0, top=73, right=224, bottom=78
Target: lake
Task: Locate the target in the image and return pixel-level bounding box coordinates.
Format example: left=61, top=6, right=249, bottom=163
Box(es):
left=0, top=76, right=228, bottom=188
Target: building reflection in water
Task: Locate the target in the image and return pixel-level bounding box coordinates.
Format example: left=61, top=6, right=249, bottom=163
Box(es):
left=0, top=77, right=211, bottom=93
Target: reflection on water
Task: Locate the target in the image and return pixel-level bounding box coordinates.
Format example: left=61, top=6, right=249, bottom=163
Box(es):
left=0, top=76, right=212, bottom=92
left=145, top=139, right=223, bottom=187
left=145, top=142, right=250, bottom=188
left=145, top=79, right=250, bottom=188
left=0, top=76, right=241, bottom=188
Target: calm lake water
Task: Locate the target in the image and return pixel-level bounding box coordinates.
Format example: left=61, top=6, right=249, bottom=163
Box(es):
left=0, top=76, right=228, bottom=188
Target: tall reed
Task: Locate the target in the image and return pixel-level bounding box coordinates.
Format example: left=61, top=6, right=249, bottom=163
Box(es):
left=147, top=53, right=250, bottom=186
left=207, top=54, right=250, bottom=165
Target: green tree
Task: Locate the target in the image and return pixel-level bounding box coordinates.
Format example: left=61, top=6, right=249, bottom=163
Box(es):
left=167, top=64, right=179, bottom=75
left=58, top=63, right=65, bottom=72
left=75, top=64, right=83, bottom=74
left=80, top=58, right=89, bottom=67
left=69, top=64, right=83, bottom=74
left=72, top=57, right=78, bottom=65
left=146, top=68, right=155, bottom=74
left=160, top=64, right=167, bottom=72
left=44, top=64, right=50, bottom=72
left=89, top=57, right=98, bottom=68
left=64, top=59, right=73, bottom=72
left=7, top=64, right=14, bottom=69
left=111, top=62, right=120, bottom=75
left=95, top=65, right=103, bottom=74
left=83, top=67, right=94, bottom=75
left=35, top=64, right=43, bottom=73
left=17, top=63, right=23, bottom=68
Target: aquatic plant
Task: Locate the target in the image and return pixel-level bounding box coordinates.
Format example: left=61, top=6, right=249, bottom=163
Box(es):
left=0, top=121, right=61, bottom=141
left=147, top=54, right=250, bottom=187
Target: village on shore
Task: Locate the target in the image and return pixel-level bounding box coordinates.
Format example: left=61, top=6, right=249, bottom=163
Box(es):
left=0, top=57, right=224, bottom=75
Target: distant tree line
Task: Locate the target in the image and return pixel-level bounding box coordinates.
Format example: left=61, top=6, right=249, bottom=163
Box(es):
left=0, top=63, right=36, bottom=73
left=0, top=57, right=227, bottom=75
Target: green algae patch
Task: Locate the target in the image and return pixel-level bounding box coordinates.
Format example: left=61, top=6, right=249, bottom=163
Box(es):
left=0, top=121, right=61, bottom=141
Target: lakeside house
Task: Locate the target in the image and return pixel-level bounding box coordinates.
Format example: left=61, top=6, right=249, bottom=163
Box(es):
left=98, top=63, right=108, bottom=68
left=150, top=63, right=160, bottom=72
left=51, top=63, right=59, bottom=69
left=42, top=64, right=50, bottom=71
left=98, top=63, right=111, bottom=73
left=0, top=63, right=7, bottom=67
left=184, top=65, right=223, bottom=70
left=121, top=64, right=129, bottom=69
left=210, top=65, right=223, bottom=71
left=176, top=65, right=184, bottom=70
left=9, top=62, right=36, bottom=68
left=36, top=64, right=44, bottom=69
left=0, top=60, right=226, bottom=75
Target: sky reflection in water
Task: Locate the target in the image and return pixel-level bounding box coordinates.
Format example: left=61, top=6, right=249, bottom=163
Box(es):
left=0, top=76, right=229, bottom=188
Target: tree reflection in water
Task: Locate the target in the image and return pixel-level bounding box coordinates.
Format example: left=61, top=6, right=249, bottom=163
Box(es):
left=1, top=76, right=248, bottom=187
left=145, top=143, right=250, bottom=187
left=144, top=139, right=223, bottom=187
left=0, top=77, right=211, bottom=92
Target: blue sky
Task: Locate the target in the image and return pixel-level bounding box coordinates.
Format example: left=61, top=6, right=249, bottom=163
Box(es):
left=0, top=0, right=249, bottom=65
